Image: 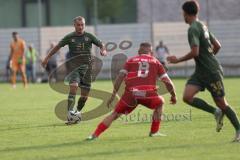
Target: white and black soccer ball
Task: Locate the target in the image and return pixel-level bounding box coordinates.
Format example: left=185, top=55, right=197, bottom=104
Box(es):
left=67, top=110, right=81, bottom=122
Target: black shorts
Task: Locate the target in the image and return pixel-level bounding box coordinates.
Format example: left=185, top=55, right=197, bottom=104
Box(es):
left=187, top=72, right=225, bottom=98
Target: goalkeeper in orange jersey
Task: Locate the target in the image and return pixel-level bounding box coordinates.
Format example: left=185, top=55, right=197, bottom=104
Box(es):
left=9, top=32, right=28, bottom=88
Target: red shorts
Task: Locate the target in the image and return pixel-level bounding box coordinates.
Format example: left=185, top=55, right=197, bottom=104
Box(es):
left=114, top=90, right=164, bottom=115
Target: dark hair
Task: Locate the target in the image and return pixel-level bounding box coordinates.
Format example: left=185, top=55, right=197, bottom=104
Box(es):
left=12, top=32, right=18, bottom=35
left=138, top=42, right=152, bottom=54
left=182, top=0, right=199, bottom=16
left=140, top=42, right=151, bottom=48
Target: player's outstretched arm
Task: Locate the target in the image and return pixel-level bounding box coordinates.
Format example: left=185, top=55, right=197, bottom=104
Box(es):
left=41, top=45, right=61, bottom=68
left=160, top=74, right=177, bottom=104
left=107, top=72, right=125, bottom=107
left=99, top=43, right=107, bottom=56
left=167, top=46, right=199, bottom=64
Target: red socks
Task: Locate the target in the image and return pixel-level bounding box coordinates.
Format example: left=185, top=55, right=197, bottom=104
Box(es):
left=93, top=122, right=108, bottom=137
left=93, top=119, right=160, bottom=137
left=150, top=120, right=161, bottom=134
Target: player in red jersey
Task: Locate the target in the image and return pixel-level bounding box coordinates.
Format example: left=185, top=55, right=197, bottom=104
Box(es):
left=87, top=42, right=177, bottom=140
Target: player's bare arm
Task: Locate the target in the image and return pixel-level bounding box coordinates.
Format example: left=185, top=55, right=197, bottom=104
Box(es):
left=41, top=45, right=61, bottom=68
left=99, top=43, right=107, bottom=56
left=107, top=72, right=126, bottom=107
left=160, top=75, right=177, bottom=104
left=167, top=46, right=199, bottom=64
left=211, top=38, right=221, bottom=55
left=9, top=47, right=14, bottom=68
left=21, top=42, right=26, bottom=62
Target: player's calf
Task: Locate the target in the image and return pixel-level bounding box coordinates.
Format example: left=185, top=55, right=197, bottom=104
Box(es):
left=150, top=106, right=163, bottom=135
left=77, top=96, right=88, bottom=111
left=88, top=112, right=121, bottom=139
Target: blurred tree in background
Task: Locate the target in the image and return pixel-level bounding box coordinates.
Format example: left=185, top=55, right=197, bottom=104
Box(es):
left=83, top=0, right=137, bottom=24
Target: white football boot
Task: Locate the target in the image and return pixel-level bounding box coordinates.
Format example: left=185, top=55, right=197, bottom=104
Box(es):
left=232, top=130, right=240, bottom=143
left=65, top=110, right=81, bottom=125
left=149, top=132, right=167, bottom=137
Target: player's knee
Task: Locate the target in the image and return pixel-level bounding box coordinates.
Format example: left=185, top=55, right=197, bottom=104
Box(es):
left=182, top=95, right=193, bottom=104
left=153, top=96, right=164, bottom=107
left=159, top=96, right=165, bottom=105
left=69, top=84, right=78, bottom=94
left=70, top=82, right=78, bottom=87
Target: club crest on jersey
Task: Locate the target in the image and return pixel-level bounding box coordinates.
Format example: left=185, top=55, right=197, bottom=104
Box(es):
left=84, top=36, right=89, bottom=42
left=71, top=39, right=75, bottom=43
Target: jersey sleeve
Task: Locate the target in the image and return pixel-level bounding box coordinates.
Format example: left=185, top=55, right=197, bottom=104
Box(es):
left=58, top=34, right=70, bottom=47
left=89, top=33, right=102, bottom=47
left=157, top=61, right=166, bottom=76
left=188, top=27, right=200, bottom=47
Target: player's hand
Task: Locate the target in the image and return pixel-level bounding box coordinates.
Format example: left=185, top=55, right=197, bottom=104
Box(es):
left=41, top=58, right=48, bottom=68
left=167, top=55, right=178, bottom=64
left=170, top=95, right=177, bottom=104
left=100, top=48, right=107, bottom=56
left=107, top=95, right=115, bottom=108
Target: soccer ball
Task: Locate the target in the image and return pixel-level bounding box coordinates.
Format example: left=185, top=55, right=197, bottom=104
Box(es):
left=67, top=110, right=81, bottom=123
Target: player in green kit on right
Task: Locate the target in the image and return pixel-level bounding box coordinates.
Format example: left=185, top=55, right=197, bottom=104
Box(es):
left=167, top=0, right=240, bottom=142
left=42, top=16, right=107, bottom=125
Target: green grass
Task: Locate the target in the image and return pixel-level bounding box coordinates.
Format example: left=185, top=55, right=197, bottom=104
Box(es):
left=0, top=78, right=240, bottom=160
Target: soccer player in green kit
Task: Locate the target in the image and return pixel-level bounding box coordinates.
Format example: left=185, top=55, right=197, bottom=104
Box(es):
left=42, top=16, right=107, bottom=124
left=167, top=0, right=240, bottom=142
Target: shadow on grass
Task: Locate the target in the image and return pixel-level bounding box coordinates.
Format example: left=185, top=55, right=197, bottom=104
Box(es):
left=0, top=141, right=87, bottom=153
left=0, top=134, right=226, bottom=156
left=4, top=141, right=227, bottom=160
left=0, top=135, right=152, bottom=153
left=45, top=141, right=235, bottom=160
left=0, top=123, right=66, bottom=132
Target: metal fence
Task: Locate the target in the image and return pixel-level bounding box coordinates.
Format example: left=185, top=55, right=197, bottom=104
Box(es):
left=1, top=20, right=240, bottom=81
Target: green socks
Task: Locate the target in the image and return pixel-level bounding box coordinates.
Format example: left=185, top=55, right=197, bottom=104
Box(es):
left=68, top=95, right=88, bottom=112
left=189, top=97, right=216, bottom=114
left=67, top=94, right=76, bottom=111
left=223, top=106, right=240, bottom=131
left=77, top=97, right=87, bottom=112
left=188, top=97, right=240, bottom=131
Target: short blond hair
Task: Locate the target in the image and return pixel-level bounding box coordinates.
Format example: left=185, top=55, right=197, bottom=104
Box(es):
left=73, top=16, right=85, bottom=23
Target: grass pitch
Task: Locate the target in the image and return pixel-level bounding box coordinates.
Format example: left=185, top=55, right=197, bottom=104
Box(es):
left=0, top=78, right=240, bottom=160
